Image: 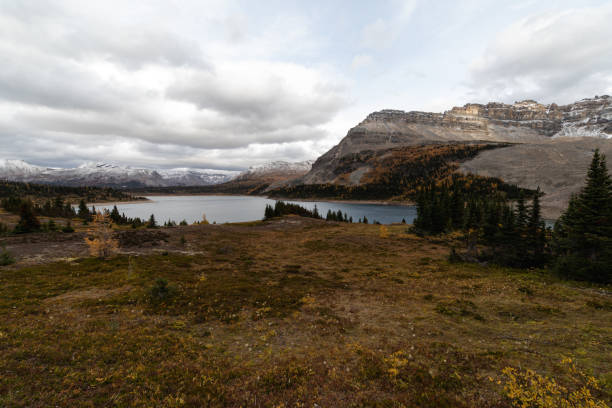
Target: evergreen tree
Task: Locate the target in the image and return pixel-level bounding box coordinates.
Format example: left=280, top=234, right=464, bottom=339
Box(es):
left=147, top=214, right=157, bottom=228
left=526, top=187, right=547, bottom=266
left=14, top=201, right=41, bottom=233
left=62, top=221, right=75, bottom=233
left=110, top=205, right=121, bottom=224
left=449, top=185, right=464, bottom=229
left=553, top=150, right=612, bottom=283
left=515, top=192, right=528, bottom=229
left=264, top=204, right=275, bottom=220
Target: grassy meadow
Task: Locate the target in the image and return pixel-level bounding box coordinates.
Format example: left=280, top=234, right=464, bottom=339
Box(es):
left=1, top=217, right=611, bottom=407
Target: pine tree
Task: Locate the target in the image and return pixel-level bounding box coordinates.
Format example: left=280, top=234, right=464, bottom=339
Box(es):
left=14, top=201, right=41, bottom=234
left=553, top=150, right=612, bottom=283
left=264, top=204, right=275, bottom=220
left=110, top=205, right=121, bottom=224
left=515, top=192, right=528, bottom=229
left=147, top=214, right=157, bottom=228
left=526, top=187, right=547, bottom=266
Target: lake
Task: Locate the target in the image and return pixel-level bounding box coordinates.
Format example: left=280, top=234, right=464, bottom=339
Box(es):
left=90, top=195, right=417, bottom=225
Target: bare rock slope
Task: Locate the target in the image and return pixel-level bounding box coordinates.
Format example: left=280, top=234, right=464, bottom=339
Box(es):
left=293, top=95, right=612, bottom=217
left=460, top=138, right=612, bottom=218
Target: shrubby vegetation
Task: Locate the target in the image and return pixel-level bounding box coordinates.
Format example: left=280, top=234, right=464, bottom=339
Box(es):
left=502, top=358, right=609, bottom=408
left=0, top=246, right=15, bottom=266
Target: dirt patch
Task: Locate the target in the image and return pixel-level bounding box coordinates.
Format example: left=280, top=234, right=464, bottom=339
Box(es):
left=115, top=229, right=170, bottom=248
left=44, top=286, right=132, bottom=304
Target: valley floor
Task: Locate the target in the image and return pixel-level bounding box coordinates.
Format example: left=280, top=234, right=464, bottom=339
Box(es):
left=1, top=217, right=611, bottom=406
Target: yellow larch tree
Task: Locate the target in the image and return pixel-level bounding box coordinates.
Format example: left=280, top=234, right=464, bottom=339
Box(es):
left=85, top=211, right=119, bottom=258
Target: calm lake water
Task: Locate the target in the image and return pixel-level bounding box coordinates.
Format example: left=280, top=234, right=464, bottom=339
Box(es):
left=90, top=195, right=417, bottom=225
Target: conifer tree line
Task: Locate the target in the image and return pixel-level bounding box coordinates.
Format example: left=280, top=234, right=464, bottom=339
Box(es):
left=413, top=177, right=546, bottom=268
left=2, top=196, right=76, bottom=218
left=0, top=180, right=133, bottom=201
left=264, top=201, right=323, bottom=220
left=415, top=150, right=612, bottom=282
left=325, top=209, right=353, bottom=223
left=264, top=201, right=376, bottom=224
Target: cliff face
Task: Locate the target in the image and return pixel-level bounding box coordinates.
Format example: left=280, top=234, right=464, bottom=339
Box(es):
left=299, top=95, right=611, bottom=185
left=288, top=95, right=612, bottom=217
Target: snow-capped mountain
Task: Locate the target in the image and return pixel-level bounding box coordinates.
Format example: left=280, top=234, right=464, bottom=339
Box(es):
left=239, top=160, right=315, bottom=177
left=0, top=159, right=52, bottom=178
left=199, top=159, right=315, bottom=195
left=0, top=160, right=239, bottom=188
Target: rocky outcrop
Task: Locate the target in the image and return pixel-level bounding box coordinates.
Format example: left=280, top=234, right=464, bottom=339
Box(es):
left=459, top=138, right=612, bottom=218
left=288, top=95, right=612, bottom=217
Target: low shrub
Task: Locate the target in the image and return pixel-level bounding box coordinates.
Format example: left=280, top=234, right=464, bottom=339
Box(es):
left=0, top=247, right=15, bottom=266
left=62, top=221, right=75, bottom=233
left=149, top=278, right=177, bottom=303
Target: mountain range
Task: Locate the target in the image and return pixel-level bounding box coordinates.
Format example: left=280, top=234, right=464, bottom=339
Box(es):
left=3, top=95, right=611, bottom=217
left=0, top=160, right=239, bottom=188
left=283, top=95, right=612, bottom=217
left=0, top=159, right=315, bottom=190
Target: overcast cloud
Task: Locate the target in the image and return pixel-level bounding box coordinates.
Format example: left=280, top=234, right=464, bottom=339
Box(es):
left=1, top=0, right=611, bottom=170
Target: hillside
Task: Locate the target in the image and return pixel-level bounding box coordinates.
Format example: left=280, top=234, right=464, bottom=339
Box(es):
left=269, top=142, right=529, bottom=201
left=278, top=95, right=612, bottom=217
left=177, top=160, right=315, bottom=195
left=1, top=218, right=610, bottom=406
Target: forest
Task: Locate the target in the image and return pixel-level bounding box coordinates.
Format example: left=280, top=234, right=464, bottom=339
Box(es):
left=267, top=143, right=528, bottom=201
left=413, top=150, right=612, bottom=283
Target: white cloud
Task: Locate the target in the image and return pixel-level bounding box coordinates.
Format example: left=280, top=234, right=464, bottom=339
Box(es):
left=2, top=0, right=611, bottom=171
left=0, top=0, right=347, bottom=169
left=351, top=54, right=373, bottom=69
left=360, top=0, right=418, bottom=49
left=361, top=19, right=390, bottom=49
left=468, top=4, right=612, bottom=103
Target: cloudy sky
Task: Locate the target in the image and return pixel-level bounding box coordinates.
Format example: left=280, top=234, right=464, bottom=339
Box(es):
left=1, top=0, right=611, bottom=170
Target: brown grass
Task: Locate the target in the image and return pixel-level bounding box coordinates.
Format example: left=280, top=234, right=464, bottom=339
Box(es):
left=0, top=217, right=610, bottom=407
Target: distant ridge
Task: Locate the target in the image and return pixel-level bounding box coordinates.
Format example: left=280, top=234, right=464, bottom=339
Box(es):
left=0, top=159, right=239, bottom=188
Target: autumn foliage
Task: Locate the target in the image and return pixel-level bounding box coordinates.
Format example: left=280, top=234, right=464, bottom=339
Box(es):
left=501, top=358, right=609, bottom=408
left=86, top=211, right=119, bottom=258
left=268, top=142, right=524, bottom=201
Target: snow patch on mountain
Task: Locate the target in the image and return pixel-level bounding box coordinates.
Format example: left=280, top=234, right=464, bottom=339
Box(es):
left=241, top=160, right=314, bottom=176
left=0, top=160, right=239, bottom=187
left=553, top=123, right=612, bottom=139
left=0, top=159, right=51, bottom=176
